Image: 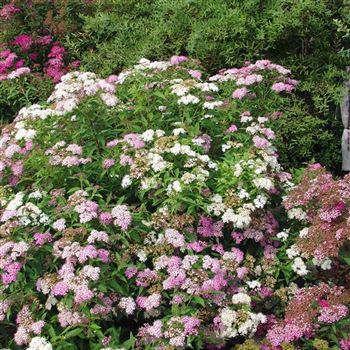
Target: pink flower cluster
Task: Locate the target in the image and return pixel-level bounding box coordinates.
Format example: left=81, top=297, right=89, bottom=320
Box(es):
left=210, top=59, right=298, bottom=100
left=45, top=141, right=92, bottom=168
left=14, top=305, right=45, bottom=345
left=0, top=299, right=12, bottom=321
left=1, top=30, right=80, bottom=82
left=0, top=3, right=21, bottom=19
left=0, top=130, right=32, bottom=183
left=111, top=204, right=132, bottom=231
left=267, top=283, right=350, bottom=346
left=0, top=241, right=28, bottom=285
left=318, top=304, right=348, bottom=324
left=0, top=49, right=30, bottom=80
left=197, top=215, right=223, bottom=237
left=57, top=307, right=88, bottom=328
left=138, top=316, right=200, bottom=347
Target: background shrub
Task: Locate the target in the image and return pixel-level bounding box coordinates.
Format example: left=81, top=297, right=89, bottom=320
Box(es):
left=0, top=0, right=94, bottom=124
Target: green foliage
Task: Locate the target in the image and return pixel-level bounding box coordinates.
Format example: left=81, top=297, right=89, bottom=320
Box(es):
left=0, top=75, right=53, bottom=127
left=73, top=0, right=350, bottom=172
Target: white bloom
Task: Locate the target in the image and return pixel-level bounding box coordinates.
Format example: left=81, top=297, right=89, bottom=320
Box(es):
left=196, top=82, right=219, bottom=92
left=172, top=181, right=182, bottom=192
left=28, top=191, right=43, bottom=199
left=253, top=194, right=267, bottom=208
left=137, top=250, right=147, bottom=262
left=288, top=208, right=307, bottom=221
left=233, top=164, right=243, bottom=177
left=171, top=84, right=189, bottom=96
left=313, top=257, right=332, bottom=270
left=292, top=257, right=309, bottom=276
left=238, top=188, right=250, bottom=199
left=181, top=172, right=196, bottom=184
left=27, top=337, right=52, bottom=350
left=222, top=142, right=232, bottom=152
left=177, top=94, right=200, bottom=105
left=121, top=175, right=132, bottom=188
left=5, top=192, right=25, bottom=211
left=166, top=180, right=182, bottom=194
left=246, top=280, right=261, bottom=289
left=232, top=293, right=251, bottom=305
left=173, top=128, right=186, bottom=136
left=286, top=244, right=300, bottom=259
left=15, top=128, right=37, bottom=141
left=277, top=230, right=289, bottom=241
left=253, top=177, right=274, bottom=190
left=257, top=117, right=269, bottom=124
left=155, top=129, right=165, bottom=137
left=141, top=129, right=155, bottom=142
left=45, top=294, right=58, bottom=310
left=148, top=153, right=168, bottom=172
left=220, top=308, right=236, bottom=327
left=222, top=208, right=251, bottom=228
left=299, top=227, right=309, bottom=238
left=140, top=177, right=158, bottom=190
left=203, top=101, right=224, bottom=109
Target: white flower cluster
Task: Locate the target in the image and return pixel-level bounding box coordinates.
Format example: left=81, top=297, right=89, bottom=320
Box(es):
left=276, top=229, right=289, bottom=241
left=166, top=180, right=182, bottom=194
left=134, top=58, right=171, bottom=72
left=207, top=194, right=227, bottom=215
left=287, top=207, right=307, bottom=221
left=219, top=308, right=266, bottom=338
left=287, top=245, right=309, bottom=276
left=122, top=130, right=218, bottom=195
left=14, top=104, right=62, bottom=122
left=222, top=205, right=254, bottom=229
left=231, top=292, right=251, bottom=305
left=203, top=101, right=224, bottom=109
left=1, top=192, right=49, bottom=226
left=48, top=71, right=118, bottom=112
left=26, top=337, right=52, bottom=350
left=207, top=194, right=254, bottom=229
left=177, top=94, right=200, bottom=105
left=292, top=257, right=309, bottom=276
left=312, top=257, right=332, bottom=270
left=253, top=177, right=274, bottom=191
left=299, top=227, right=309, bottom=238
left=14, top=121, right=36, bottom=141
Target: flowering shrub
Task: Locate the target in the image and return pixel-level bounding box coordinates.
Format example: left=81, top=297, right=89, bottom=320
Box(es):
left=79, top=0, right=350, bottom=172
left=0, top=0, right=94, bottom=123
left=0, top=56, right=349, bottom=350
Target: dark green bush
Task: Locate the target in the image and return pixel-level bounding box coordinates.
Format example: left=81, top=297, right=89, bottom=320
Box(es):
left=71, top=0, right=349, bottom=172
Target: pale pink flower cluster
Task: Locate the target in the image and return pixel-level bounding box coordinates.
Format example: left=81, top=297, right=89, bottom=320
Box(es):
left=136, top=293, right=162, bottom=312
left=318, top=304, right=348, bottom=324
left=0, top=241, right=29, bottom=285
left=45, top=141, right=91, bottom=167
left=119, top=297, right=136, bottom=315
left=111, top=205, right=132, bottom=231
left=138, top=316, right=200, bottom=347
left=14, top=305, right=45, bottom=345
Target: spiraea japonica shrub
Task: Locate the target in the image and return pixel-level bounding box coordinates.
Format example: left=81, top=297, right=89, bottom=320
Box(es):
left=1, top=57, right=350, bottom=350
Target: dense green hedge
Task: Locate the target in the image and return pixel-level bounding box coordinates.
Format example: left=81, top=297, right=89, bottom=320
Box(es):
left=69, top=0, right=349, bottom=172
